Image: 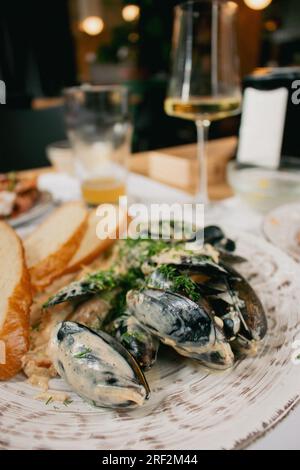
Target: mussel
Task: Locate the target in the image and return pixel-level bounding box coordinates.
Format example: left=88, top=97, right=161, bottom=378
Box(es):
left=44, top=271, right=120, bottom=308
left=209, top=295, right=241, bottom=340
left=48, top=321, right=150, bottom=408
left=108, top=315, right=159, bottom=370
left=146, top=265, right=222, bottom=300
left=136, top=219, right=196, bottom=242
left=127, top=289, right=234, bottom=370
left=187, top=226, right=246, bottom=265
left=69, top=297, right=110, bottom=330
left=220, top=264, right=268, bottom=342
left=147, top=248, right=227, bottom=278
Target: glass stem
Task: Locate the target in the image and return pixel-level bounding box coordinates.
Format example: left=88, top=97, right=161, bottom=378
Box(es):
left=195, top=119, right=210, bottom=204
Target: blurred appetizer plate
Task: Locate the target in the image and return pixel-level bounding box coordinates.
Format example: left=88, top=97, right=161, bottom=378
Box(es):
left=8, top=191, right=54, bottom=228
left=263, top=202, right=300, bottom=262
left=1, top=231, right=300, bottom=450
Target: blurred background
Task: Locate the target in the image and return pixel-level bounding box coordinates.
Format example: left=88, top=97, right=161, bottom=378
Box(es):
left=1, top=0, right=300, bottom=170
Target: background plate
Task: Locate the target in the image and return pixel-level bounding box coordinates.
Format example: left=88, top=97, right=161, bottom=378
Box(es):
left=8, top=191, right=54, bottom=228
left=0, top=231, right=300, bottom=450
left=263, top=203, right=300, bottom=262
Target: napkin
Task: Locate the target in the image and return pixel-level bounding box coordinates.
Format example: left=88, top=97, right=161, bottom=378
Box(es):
left=38, top=173, right=81, bottom=202
left=37, top=172, right=193, bottom=205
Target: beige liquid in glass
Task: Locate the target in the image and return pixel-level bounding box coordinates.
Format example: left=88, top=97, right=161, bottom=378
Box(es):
left=81, top=177, right=126, bottom=205
left=164, top=96, right=241, bottom=121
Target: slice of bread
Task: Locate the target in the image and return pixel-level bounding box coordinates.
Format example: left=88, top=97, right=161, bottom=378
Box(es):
left=24, top=202, right=88, bottom=290
left=0, top=222, right=32, bottom=380
left=65, top=206, right=127, bottom=273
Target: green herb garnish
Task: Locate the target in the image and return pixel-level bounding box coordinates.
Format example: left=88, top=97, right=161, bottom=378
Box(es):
left=45, top=396, right=53, bottom=405
left=156, top=265, right=201, bottom=302
left=121, top=330, right=146, bottom=345
left=63, top=398, right=73, bottom=407
left=119, top=238, right=171, bottom=266
left=73, top=348, right=92, bottom=359
left=43, top=270, right=120, bottom=308
left=103, top=268, right=144, bottom=324
left=86, top=270, right=118, bottom=291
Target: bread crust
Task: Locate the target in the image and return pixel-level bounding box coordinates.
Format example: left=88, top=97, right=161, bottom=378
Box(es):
left=64, top=237, right=115, bottom=274
left=0, top=224, right=32, bottom=380
left=24, top=203, right=88, bottom=291
left=63, top=210, right=129, bottom=274
left=30, top=218, right=88, bottom=291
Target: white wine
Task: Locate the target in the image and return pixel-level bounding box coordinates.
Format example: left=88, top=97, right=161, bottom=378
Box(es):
left=164, top=96, right=241, bottom=122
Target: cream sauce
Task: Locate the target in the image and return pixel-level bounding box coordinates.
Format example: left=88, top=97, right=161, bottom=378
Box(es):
left=48, top=322, right=147, bottom=408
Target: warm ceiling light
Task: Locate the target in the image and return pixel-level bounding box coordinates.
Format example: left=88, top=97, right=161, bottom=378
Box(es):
left=128, top=32, right=139, bottom=43
left=81, top=16, right=104, bottom=35
left=264, top=20, right=277, bottom=32
left=244, top=0, right=272, bottom=10
left=122, top=5, right=140, bottom=22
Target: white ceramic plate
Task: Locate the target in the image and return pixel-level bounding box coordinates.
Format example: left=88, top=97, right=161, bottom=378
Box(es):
left=1, top=231, right=300, bottom=450
left=7, top=191, right=54, bottom=228
left=263, top=202, right=300, bottom=262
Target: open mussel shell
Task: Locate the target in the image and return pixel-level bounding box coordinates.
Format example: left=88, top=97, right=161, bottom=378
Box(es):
left=188, top=225, right=229, bottom=245
left=109, top=315, right=159, bottom=370
left=127, top=289, right=234, bottom=370
left=146, top=268, right=175, bottom=291
left=48, top=321, right=150, bottom=409
left=185, top=225, right=224, bottom=244
left=188, top=226, right=247, bottom=265
left=135, top=219, right=197, bottom=242
left=220, top=263, right=268, bottom=342
left=44, top=271, right=120, bottom=308
left=146, top=265, right=222, bottom=299
left=217, top=250, right=247, bottom=265
left=150, top=249, right=228, bottom=278
left=44, top=280, right=99, bottom=308
left=209, top=296, right=242, bottom=340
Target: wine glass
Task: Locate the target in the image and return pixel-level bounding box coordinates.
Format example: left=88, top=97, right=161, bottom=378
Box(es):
left=165, top=0, right=241, bottom=204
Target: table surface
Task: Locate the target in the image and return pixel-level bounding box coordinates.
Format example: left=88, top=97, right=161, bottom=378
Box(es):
left=17, top=140, right=300, bottom=450
left=22, top=136, right=237, bottom=201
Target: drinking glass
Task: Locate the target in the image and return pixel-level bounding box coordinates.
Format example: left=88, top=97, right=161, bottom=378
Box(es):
left=64, top=85, right=131, bottom=205
left=46, top=141, right=75, bottom=176
left=165, top=0, right=241, bottom=204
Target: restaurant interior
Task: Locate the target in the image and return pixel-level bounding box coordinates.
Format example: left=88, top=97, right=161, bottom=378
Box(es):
left=0, top=0, right=300, bottom=452
left=1, top=0, right=300, bottom=170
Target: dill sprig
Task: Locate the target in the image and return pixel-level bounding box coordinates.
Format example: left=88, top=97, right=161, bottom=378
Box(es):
left=45, top=396, right=53, bottom=405
left=103, top=268, right=144, bottom=324
left=156, top=265, right=201, bottom=302
left=63, top=398, right=73, bottom=407
left=86, top=270, right=118, bottom=290
left=121, top=330, right=146, bottom=345
left=119, top=238, right=170, bottom=266
left=73, top=348, right=92, bottom=359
